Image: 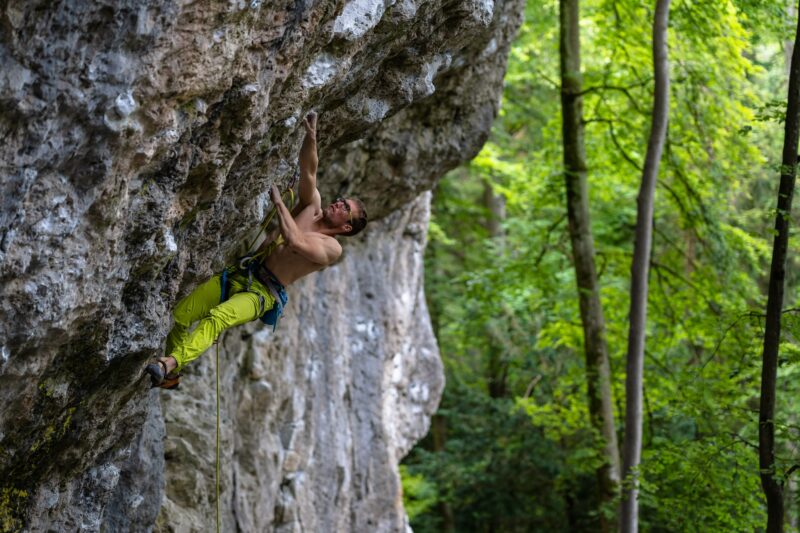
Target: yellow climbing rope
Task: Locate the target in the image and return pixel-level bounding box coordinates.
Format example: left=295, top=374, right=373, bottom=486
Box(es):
left=215, top=337, right=221, bottom=533
left=245, top=189, right=296, bottom=257
left=214, top=187, right=294, bottom=532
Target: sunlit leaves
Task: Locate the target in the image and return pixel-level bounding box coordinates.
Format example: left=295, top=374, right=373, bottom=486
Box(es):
left=405, top=0, right=800, bottom=529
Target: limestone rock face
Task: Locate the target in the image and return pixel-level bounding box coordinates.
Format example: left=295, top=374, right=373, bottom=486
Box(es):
left=159, top=195, right=440, bottom=532
left=0, top=0, right=522, bottom=530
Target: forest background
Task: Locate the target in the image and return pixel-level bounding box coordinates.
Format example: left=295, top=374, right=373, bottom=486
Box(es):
left=401, top=0, right=800, bottom=531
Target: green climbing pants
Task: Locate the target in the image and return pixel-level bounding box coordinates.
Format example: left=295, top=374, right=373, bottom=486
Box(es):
left=165, top=273, right=276, bottom=371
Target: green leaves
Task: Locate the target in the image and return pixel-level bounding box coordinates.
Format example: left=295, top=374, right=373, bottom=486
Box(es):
left=404, top=0, right=800, bottom=529
left=399, top=465, right=438, bottom=520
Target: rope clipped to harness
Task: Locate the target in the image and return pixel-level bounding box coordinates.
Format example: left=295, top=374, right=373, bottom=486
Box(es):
left=215, top=337, right=222, bottom=533
left=217, top=187, right=294, bottom=330
left=214, top=184, right=295, bottom=530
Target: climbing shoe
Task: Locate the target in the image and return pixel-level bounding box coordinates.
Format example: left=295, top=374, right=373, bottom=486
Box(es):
left=145, top=360, right=181, bottom=390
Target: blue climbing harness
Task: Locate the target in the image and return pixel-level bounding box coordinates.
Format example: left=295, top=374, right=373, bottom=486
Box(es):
left=217, top=186, right=295, bottom=331
left=219, top=255, right=288, bottom=331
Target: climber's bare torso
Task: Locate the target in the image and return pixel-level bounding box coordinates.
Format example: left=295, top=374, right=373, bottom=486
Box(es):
left=262, top=202, right=342, bottom=286
left=258, top=111, right=362, bottom=287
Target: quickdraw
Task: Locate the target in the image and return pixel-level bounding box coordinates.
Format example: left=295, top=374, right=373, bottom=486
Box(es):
left=214, top=183, right=296, bottom=531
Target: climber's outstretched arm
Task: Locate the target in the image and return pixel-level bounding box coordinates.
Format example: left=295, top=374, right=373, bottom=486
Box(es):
left=296, top=111, right=322, bottom=215
left=271, top=186, right=340, bottom=265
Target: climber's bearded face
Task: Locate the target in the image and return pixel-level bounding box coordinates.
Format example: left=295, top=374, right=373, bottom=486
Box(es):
left=323, top=197, right=355, bottom=230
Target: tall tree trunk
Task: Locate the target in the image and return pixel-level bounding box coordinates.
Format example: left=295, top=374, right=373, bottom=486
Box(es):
left=483, top=180, right=508, bottom=398
left=431, top=415, right=455, bottom=532
left=483, top=180, right=506, bottom=245
left=786, top=0, right=797, bottom=77
left=619, top=0, right=671, bottom=531
left=559, top=0, right=621, bottom=528
left=486, top=342, right=508, bottom=399
left=760, top=3, right=800, bottom=531
left=788, top=455, right=799, bottom=531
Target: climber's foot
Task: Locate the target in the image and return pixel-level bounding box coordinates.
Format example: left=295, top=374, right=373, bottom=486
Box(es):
left=145, top=357, right=180, bottom=389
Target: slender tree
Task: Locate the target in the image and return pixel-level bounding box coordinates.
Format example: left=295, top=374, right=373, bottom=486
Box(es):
left=483, top=180, right=506, bottom=244
left=559, top=0, right=621, bottom=527
left=759, top=2, right=800, bottom=531
left=431, top=415, right=455, bottom=532
left=483, top=180, right=508, bottom=399
left=619, top=0, right=671, bottom=531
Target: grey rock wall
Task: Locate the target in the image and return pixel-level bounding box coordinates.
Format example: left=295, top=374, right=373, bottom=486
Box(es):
left=159, top=194, right=439, bottom=532
left=0, top=0, right=522, bottom=530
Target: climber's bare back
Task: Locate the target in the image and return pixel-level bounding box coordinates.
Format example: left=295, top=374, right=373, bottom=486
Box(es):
left=262, top=203, right=342, bottom=286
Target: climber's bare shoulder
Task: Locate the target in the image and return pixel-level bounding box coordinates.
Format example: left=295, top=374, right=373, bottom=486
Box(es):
left=263, top=231, right=341, bottom=286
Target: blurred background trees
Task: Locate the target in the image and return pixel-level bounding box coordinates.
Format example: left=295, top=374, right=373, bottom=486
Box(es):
left=402, top=0, right=800, bottom=530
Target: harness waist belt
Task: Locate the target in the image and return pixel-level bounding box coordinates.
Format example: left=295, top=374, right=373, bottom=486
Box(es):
left=256, top=264, right=286, bottom=294
left=255, top=263, right=288, bottom=331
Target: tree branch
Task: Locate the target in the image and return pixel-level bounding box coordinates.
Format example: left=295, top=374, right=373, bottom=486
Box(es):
left=577, top=79, right=653, bottom=114
left=584, top=117, right=643, bottom=171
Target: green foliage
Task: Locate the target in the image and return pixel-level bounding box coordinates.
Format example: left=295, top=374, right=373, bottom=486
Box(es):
left=407, top=384, right=590, bottom=532
left=400, top=465, right=439, bottom=521
left=403, top=0, right=800, bottom=530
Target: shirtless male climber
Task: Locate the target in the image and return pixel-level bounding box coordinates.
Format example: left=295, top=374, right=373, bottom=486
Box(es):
left=146, top=111, right=368, bottom=388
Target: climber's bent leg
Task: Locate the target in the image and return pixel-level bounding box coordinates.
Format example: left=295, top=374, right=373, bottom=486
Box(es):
left=171, top=290, right=265, bottom=371
left=165, top=274, right=224, bottom=357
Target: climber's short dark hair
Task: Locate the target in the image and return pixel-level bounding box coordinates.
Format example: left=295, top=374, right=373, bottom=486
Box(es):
left=343, top=198, right=368, bottom=237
